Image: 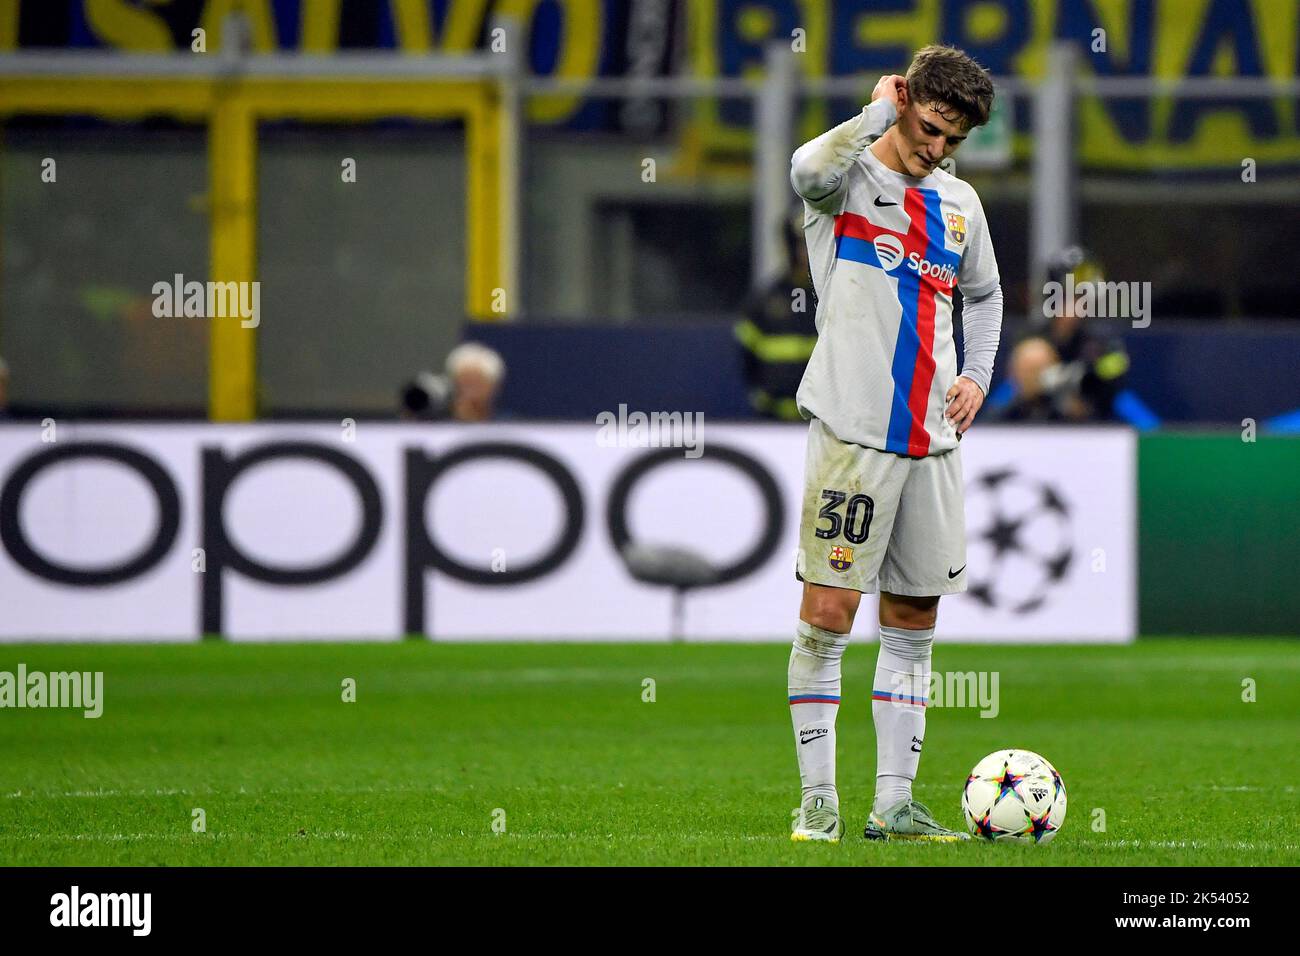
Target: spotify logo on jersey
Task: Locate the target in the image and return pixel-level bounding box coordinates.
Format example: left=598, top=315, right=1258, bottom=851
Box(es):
left=873, top=234, right=905, bottom=270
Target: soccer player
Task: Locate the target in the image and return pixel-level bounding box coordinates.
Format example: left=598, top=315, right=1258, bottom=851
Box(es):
left=785, top=45, right=1002, bottom=842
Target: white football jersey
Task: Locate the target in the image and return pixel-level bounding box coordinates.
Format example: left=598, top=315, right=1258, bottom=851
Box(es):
left=796, top=131, right=1000, bottom=457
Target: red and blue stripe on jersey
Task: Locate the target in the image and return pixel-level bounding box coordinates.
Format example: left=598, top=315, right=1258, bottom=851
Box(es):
left=832, top=187, right=961, bottom=457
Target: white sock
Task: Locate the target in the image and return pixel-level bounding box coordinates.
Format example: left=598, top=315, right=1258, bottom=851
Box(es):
left=789, top=620, right=850, bottom=811
left=871, top=625, right=933, bottom=814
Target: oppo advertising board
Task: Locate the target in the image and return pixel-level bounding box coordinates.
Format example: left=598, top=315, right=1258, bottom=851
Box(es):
left=0, top=423, right=1135, bottom=643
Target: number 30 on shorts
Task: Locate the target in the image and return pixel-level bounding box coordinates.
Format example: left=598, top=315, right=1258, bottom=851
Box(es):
left=814, top=489, right=875, bottom=544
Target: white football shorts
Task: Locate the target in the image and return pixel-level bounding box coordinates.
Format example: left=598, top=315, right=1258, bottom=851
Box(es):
left=795, top=416, right=967, bottom=596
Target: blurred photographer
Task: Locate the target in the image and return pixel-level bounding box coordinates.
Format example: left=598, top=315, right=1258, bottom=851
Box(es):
left=400, top=342, right=505, bottom=423
left=1000, top=246, right=1130, bottom=422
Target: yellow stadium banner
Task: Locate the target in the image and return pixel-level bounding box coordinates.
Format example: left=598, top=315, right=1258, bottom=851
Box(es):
left=686, top=0, right=1300, bottom=170
left=5, top=0, right=1296, bottom=169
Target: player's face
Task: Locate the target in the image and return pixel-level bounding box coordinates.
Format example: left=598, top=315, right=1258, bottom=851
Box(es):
left=895, top=101, right=969, bottom=176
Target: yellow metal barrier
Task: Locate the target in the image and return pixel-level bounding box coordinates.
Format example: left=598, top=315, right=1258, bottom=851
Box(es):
left=0, top=71, right=508, bottom=420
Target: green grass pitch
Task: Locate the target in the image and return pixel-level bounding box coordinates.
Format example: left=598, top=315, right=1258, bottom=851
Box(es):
left=1, top=639, right=1296, bottom=866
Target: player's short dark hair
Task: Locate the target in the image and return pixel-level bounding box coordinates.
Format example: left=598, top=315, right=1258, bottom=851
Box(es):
left=905, top=45, right=994, bottom=130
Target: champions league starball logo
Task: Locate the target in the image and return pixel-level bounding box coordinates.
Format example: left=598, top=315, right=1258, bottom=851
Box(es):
left=964, top=469, right=1073, bottom=614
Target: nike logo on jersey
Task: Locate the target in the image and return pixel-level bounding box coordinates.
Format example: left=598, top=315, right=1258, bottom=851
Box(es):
left=948, top=565, right=966, bottom=579
left=873, top=195, right=898, bottom=207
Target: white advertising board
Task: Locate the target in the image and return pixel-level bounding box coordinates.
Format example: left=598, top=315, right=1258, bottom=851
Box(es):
left=0, top=423, right=1135, bottom=642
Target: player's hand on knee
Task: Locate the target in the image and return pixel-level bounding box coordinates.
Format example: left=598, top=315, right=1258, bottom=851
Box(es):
left=945, top=376, right=984, bottom=434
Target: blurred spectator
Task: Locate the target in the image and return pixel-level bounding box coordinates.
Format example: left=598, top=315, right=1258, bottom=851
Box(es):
left=734, top=205, right=817, bottom=420
left=400, top=342, right=505, bottom=422
left=0, top=356, right=9, bottom=418
left=998, top=336, right=1073, bottom=421
left=1000, top=246, right=1130, bottom=422
left=447, top=342, right=505, bottom=422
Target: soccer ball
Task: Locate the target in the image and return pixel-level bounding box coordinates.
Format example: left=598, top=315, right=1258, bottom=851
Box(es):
left=962, top=749, right=1067, bottom=844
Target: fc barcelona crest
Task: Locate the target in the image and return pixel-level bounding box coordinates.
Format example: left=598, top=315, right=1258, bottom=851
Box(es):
left=946, top=212, right=967, bottom=244
left=828, top=546, right=854, bottom=572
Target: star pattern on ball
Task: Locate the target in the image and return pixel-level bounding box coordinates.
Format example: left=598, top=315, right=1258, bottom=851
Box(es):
left=971, top=810, right=997, bottom=840
left=1028, top=809, right=1057, bottom=843
left=1050, top=767, right=1066, bottom=800
left=995, top=763, right=1026, bottom=803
